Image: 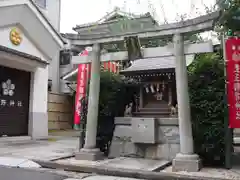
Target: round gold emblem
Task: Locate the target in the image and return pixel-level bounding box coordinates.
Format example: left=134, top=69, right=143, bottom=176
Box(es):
left=10, top=28, right=22, bottom=46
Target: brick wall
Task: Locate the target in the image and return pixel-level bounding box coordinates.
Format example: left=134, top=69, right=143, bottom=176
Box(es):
left=48, top=92, right=73, bottom=130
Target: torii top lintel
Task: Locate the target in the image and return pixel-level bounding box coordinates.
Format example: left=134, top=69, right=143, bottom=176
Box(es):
left=68, top=11, right=220, bottom=46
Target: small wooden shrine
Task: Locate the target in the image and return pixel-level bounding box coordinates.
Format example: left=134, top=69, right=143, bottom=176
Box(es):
left=120, top=55, right=194, bottom=117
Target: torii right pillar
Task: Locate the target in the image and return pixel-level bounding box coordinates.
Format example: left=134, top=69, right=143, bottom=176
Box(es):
left=172, top=33, right=202, bottom=172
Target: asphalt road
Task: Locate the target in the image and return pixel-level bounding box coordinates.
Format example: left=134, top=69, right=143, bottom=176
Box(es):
left=0, top=166, right=67, bottom=180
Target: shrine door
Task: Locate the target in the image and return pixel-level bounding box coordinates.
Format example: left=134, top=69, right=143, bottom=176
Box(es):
left=0, top=65, right=30, bottom=136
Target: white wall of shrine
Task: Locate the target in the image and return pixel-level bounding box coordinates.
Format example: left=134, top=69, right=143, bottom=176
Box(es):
left=0, top=25, right=47, bottom=61
left=0, top=0, right=64, bottom=139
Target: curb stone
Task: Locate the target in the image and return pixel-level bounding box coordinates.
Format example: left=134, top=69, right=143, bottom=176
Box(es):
left=34, top=159, right=231, bottom=180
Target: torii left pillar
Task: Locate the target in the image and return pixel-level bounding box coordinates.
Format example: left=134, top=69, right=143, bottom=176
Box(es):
left=75, top=43, right=104, bottom=160
left=172, top=33, right=202, bottom=172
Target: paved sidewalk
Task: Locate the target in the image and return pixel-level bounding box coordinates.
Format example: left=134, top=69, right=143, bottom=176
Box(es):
left=36, top=158, right=240, bottom=180
left=56, top=157, right=170, bottom=171
left=0, top=136, right=79, bottom=161
left=1, top=135, right=240, bottom=180
left=64, top=176, right=144, bottom=180
left=27, top=167, right=144, bottom=180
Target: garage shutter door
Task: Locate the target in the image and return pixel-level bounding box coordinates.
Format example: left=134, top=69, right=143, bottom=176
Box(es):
left=0, top=66, right=30, bottom=136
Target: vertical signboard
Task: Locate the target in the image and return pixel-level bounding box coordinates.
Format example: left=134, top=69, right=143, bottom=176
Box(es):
left=74, top=50, right=89, bottom=129
left=226, top=37, right=240, bottom=128
left=74, top=49, right=119, bottom=129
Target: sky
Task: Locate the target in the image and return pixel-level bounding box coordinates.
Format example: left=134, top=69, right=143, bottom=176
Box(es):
left=60, top=0, right=216, bottom=33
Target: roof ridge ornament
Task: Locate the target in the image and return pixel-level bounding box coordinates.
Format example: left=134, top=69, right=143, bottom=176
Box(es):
left=114, top=7, right=120, bottom=12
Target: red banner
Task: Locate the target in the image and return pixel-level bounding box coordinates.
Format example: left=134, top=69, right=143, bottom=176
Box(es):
left=226, top=37, right=240, bottom=128
left=74, top=50, right=89, bottom=129
left=74, top=49, right=119, bottom=129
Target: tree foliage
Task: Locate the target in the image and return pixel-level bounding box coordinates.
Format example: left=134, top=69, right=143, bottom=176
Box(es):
left=188, top=52, right=227, bottom=166
left=80, top=70, right=136, bottom=155
left=218, top=0, right=240, bottom=32
left=98, top=70, right=130, bottom=117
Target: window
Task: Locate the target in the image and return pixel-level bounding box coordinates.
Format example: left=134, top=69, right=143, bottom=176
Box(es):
left=60, top=50, right=71, bottom=66
left=48, top=79, right=52, bottom=91
left=35, top=0, right=46, bottom=8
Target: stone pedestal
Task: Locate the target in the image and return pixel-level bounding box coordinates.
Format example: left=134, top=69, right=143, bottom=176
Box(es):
left=75, top=148, right=104, bottom=161
left=172, top=153, right=202, bottom=172
left=109, top=117, right=180, bottom=160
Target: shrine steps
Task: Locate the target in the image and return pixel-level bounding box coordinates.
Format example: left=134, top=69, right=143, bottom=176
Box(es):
left=133, top=111, right=171, bottom=118
left=144, top=103, right=169, bottom=109
left=139, top=107, right=170, bottom=112
left=133, top=108, right=171, bottom=118
left=134, top=103, right=174, bottom=117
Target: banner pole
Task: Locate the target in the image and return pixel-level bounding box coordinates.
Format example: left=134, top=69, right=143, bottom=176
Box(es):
left=223, top=34, right=233, bottom=169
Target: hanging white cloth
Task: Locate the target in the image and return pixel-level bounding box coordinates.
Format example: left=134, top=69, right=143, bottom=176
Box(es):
left=145, top=86, right=149, bottom=93
left=156, top=83, right=160, bottom=92
left=150, top=84, right=155, bottom=93
left=162, top=81, right=165, bottom=91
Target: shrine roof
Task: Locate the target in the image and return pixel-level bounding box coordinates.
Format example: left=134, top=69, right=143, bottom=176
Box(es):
left=72, top=7, right=154, bottom=30
left=63, top=16, right=158, bottom=41
left=73, top=7, right=142, bottom=30
left=120, top=55, right=195, bottom=73
left=62, top=8, right=159, bottom=41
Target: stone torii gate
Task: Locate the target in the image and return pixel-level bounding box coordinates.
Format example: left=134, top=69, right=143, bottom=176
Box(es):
left=68, top=11, right=220, bottom=172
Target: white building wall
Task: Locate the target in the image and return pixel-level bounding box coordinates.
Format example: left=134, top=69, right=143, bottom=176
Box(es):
left=0, top=26, right=47, bottom=61
left=34, top=0, right=61, bottom=92
left=35, top=0, right=61, bottom=31
left=0, top=1, right=64, bottom=138
left=29, top=66, right=49, bottom=139
left=49, top=52, right=60, bottom=92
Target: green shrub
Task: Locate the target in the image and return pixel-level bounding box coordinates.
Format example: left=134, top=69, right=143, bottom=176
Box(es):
left=99, top=70, right=126, bottom=117
left=80, top=70, right=136, bottom=155
left=188, top=53, right=227, bottom=166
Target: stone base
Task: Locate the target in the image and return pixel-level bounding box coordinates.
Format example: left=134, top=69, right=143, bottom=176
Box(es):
left=172, top=153, right=202, bottom=172
left=75, top=148, right=104, bottom=161
left=109, top=117, right=180, bottom=160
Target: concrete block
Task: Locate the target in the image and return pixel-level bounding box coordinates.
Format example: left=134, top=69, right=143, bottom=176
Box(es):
left=111, top=118, right=181, bottom=160
left=158, top=126, right=179, bottom=144
left=113, top=125, right=132, bottom=138
left=109, top=140, right=138, bottom=158
left=169, top=144, right=180, bottom=160
left=75, top=149, right=104, bottom=161
left=156, top=144, right=170, bottom=160
left=172, top=158, right=202, bottom=172
left=124, top=142, right=138, bottom=156
left=145, top=145, right=157, bottom=159
left=172, top=154, right=202, bottom=172
left=109, top=141, right=123, bottom=158
left=131, top=118, right=157, bottom=144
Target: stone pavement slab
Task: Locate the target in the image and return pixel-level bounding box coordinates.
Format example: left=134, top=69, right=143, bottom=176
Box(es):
left=83, top=175, right=145, bottom=180
left=0, top=157, right=41, bottom=168
left=30, top=167, right=91, bottom=179
left=56, top=157, right=170, bottom=171
left=162, top=166, right=240, bottom=180
left=0, top=166, right=66, bottom=180
left=0, top=137, right=79, bottom=161
left=64, top=175, right=145, bottom=180
left=36, top=159, right=237, bottom=180
left=102, top=157, right=170, bottom=171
